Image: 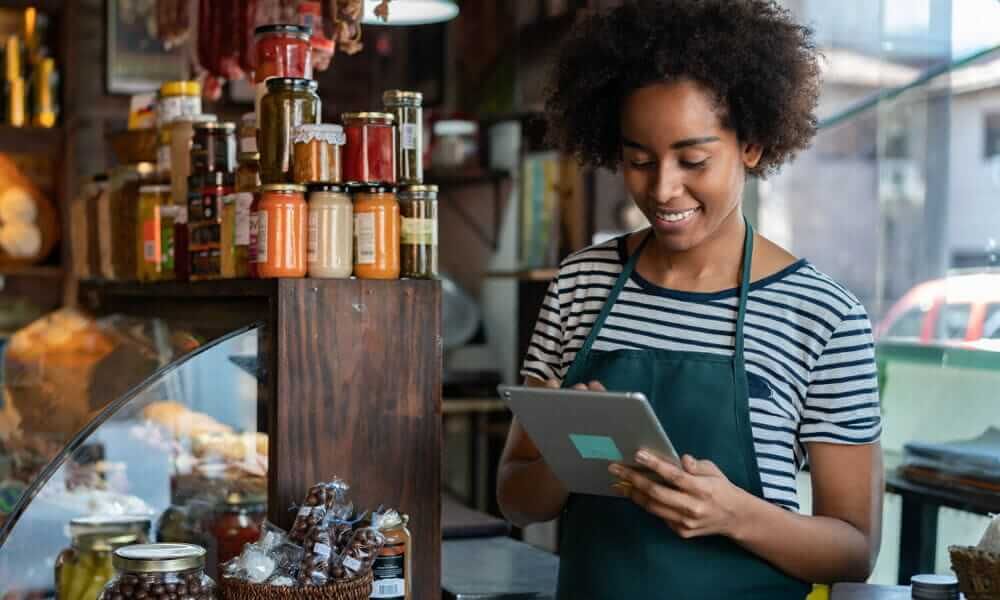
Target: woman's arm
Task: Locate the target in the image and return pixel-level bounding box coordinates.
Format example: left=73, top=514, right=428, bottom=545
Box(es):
left=496, top=377, right=570, bottom=527
left=611, top=441, right=883, bottom=583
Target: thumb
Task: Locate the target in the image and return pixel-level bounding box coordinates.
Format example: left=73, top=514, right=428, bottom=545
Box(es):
left=545, top=380, right=560, bottom=389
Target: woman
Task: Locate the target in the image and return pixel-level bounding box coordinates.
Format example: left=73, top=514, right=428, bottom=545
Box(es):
left=496, top=1, right=884, bottom=598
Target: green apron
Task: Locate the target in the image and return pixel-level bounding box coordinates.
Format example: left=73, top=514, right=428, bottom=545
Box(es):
left=557, top=219, right=811, bottom=600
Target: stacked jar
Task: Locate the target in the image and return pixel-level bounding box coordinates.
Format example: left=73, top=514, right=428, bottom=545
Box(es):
left=100, top=544, right=217, bottom=600
left=56, top=517, right=151, bottom=600
left=187, top=122, right=237, bottom=281
left=137, top=185, right=174, bottom=282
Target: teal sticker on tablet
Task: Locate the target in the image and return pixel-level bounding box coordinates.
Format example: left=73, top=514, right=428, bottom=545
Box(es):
left=569, top=434, right=623, bottom=461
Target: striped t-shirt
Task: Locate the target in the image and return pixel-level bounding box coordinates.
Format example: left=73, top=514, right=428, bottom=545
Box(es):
left=520, top=236, right=882, bottom=511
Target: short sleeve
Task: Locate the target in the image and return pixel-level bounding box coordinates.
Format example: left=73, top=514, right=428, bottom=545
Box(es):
left=520, top=278, right=565, bottom=383
left=799, top=303, right=882, bottom=444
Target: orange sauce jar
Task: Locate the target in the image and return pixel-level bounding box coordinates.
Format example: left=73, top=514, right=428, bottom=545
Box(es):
left=353, top=184, right=400, bottom=280
left=256, top=183, right=307, bottom=278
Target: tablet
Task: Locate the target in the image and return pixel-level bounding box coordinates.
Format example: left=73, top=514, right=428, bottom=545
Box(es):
left=498, top=385, right=681, bottom=497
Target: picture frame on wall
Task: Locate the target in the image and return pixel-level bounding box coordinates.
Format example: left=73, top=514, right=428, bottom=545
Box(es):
left=106, top=0, right=187, bottom=94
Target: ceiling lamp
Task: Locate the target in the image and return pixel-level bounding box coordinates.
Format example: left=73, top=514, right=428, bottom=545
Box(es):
left=361, top=0, right=459, bottom=26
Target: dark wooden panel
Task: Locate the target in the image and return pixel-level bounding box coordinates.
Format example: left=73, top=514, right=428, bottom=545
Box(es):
left=271, top=279, right=442, bottom=600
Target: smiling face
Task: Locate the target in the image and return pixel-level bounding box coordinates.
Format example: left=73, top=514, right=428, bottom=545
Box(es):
left=620, top=80, right=762, bottom=253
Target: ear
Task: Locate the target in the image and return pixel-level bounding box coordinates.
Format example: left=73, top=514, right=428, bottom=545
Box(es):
left=741, top=143, right=764, bottom=169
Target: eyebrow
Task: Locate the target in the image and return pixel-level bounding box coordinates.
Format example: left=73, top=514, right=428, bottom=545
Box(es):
left=622, top=136, right=721, bottom=151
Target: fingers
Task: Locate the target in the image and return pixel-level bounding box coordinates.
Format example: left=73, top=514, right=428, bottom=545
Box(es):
left=635, top=450, right=693, bottom=490
left=610, top=465, right=690, bottom=512
left=681, top=454, right=723, bottom=477
left=571, top=380, right=607, bottom=392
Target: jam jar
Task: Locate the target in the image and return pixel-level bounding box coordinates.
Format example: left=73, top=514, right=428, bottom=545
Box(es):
left=253, top=24, right=312, bottom=115
left=259, top=78, right=321, bottom=184
left=342, top=112, right=396, bottom=185
left=101, top=544, right=217, bottom=600
left=57, top=517, right=151, bottom=600
left=209, top=493, right=265, bottom=565
left=256, top=184, right=308, bottom=279
left=352, top=184, right=400, bottom=280
left=292, top=124, right=345, bottom=184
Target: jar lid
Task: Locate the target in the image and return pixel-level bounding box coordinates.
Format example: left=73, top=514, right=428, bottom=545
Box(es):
left=307, top=182, right=347, bottom=194
left=434, top=119, right=478, bottom=136
left=70, top=515, right=152, bottom=537
left=193, top=120, right=236, bottom=131
left=382, top=90, right=423, bottom=107
left=911, top=574, right=959, bottom=598
left=239, top=152, right=260, bottom=162
left=139, top=185, right=172, bottom=194
left=113, top=544, right=206, bottom=573
left=160, top=80, right=201, bottom=97
left=373, top=509, right=404, bottom=531
left=266, top=77, right=319, bottom=92
left=254, top=24, right=312, bottom=41
left=260, top=183, right=308, bottom=193
left=293, top=123, right=346, bottom=146
left=75, top=533, right=142, bottom=552
left=341, top=112, right=395, bottom=125
left=351, top=183, right=396, bottom=194
left=399, top=184, right=438, bottom=194
left=241, top=112, right=256, bottom=126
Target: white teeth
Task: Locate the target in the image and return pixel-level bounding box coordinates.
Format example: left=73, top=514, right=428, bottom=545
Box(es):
left=657, top=208, right=698, bottom=223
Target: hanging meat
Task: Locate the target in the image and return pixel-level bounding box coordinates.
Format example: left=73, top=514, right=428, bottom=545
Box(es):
left=239, top=0, right=260, bottom=73
left=196, top=0, right=245, bottom=80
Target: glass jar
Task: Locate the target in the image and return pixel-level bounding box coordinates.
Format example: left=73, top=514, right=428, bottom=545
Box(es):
left=156, top=127, right=172, bottom=179
left=342, top=112, right=396, bottom=185
left=209, top=493, right=265, bottom=565
left=101, top=544, right=217, bottom=600
left=248, top=191, right=261, bottom=279
left=253, top=24, right=312, bottom=115
left=169, top=115, right=218, bottom=208
left=158, top=80, right=202, bottom=126
left=192, top=121, right=237, bottom=175
left=238, top=112, right=258, bottom=155
left=353, top=184, right=400, bottom=280
left=257, top=183, right=308, bottom=278
left=383, top=90, right=424, bottom=184
left=372, top=511, right=412, bottom=600
left=72, top=175, right=106, bottom=280
left=431, top=120, right=479, bottom=169
left=102, top=163, right=158, bottom=281
left=137, top=185, right=173, bottom=282
left=56, top=516, right=151, bottom=600
left=307, top=183, right=353, bottom=279
left=221, top=153, right=259, bottom=279
left=398, top=184, right=438, bottom=279
left=189, top=172, right=231, bottom=281
left=292, top=124, right=345, bottom=184
left=260, top=78, right=321, bottom=184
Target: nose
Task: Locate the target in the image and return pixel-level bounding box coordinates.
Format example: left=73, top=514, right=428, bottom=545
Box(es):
left=653, top=161, right=685, bottom=202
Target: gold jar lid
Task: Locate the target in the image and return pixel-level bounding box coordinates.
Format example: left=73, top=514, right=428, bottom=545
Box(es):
left=70, top=515, right=152, bottom=538
left=382, top=90, right=423, bottom=107
left=113, top=544, right=206, bottom=573
left=259, top=183, right=307, bottom=193
left=341, top=112, right=395, bottom=125
left=75, top=533, right=142, bottom=553
left=160, top=81, right=201, bottom=98
left=399, top=184, right=438, bottom=194
left=239, top=152, right=260, bottom=162
left=194, top=121, right=236, bottom=131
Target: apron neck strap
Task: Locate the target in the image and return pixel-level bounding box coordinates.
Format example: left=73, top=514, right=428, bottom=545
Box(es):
left=734, top=217, right=754, bottom=362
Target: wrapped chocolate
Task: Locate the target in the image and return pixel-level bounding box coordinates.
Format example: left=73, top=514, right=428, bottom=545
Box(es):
left=332, top=527, right=385, bottom=580
left=290, top=505, right=327, bottom=544
left=298, top=528, right=335, bottom=586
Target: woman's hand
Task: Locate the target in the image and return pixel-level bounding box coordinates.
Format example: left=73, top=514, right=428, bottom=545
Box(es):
left=609, top=451, right=751, bottom=539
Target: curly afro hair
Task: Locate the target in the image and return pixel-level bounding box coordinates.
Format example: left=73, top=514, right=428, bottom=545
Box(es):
left=545, top=0, right=822, bottom=178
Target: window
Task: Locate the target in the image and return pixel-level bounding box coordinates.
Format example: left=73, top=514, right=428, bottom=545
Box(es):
left=984, top=304, right=1000, bottom=339
left=987, top=113, right=1000, bottom=159
left=934, top=303, right=972, bottom=341
left=885, top=307, right=927, bottom=339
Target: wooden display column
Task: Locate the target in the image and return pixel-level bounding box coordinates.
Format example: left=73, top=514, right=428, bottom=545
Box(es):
left=269, top=279, right=442, bottom=600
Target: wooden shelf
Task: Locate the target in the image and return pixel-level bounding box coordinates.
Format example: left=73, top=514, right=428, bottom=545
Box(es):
left=79, top=278, right=278, bottom=299
left=425, top=168, right=510, bottom=188
left=0, top=265, right=63, bottom=278
left=0, top=125, right=64, bottom=153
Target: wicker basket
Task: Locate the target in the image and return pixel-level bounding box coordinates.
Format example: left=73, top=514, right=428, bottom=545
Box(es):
left=949, top=545, right=1000, bottom=600
left=221, top=572, right=373, bottom=600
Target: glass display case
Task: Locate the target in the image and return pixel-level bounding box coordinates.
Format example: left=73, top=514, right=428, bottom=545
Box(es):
left=0, top=322, right=263, bottom=599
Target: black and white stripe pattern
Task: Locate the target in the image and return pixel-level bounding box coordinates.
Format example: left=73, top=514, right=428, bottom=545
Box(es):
left=521, top=236, right=882, bottom=511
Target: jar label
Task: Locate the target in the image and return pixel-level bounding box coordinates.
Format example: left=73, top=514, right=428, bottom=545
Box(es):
left=355, top=212, right=376, bottom=265
left=313, top=543, right=332, bottom=559
left=157, top=144, right=172, bottom=173
left=308, top=210, right=320, bottom=263
left=256, top=211, right=269, bottom=264
left=401, top=217, right=436, bottom=246
left=371, top=554, right=405, bottom=599
left=401, top=123, right=418, bottom=151
left=249, top=212, right=259, bottom=262
left=235, top=193, right=253, bottom=245
left=241, top=135, right=258, bottom=155
left=342, top=556, right=362, bottom=574
left=143, top=219, right=158, bottom=263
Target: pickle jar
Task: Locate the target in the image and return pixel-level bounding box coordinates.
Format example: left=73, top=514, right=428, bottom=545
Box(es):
left=398, top=184, right=438, bottom=279
left=259, top=78, right=321, bottom=184
left=101, top=544, right=217, bottom=600
left=56, top=516, right=151, bottom=600
left=383, top=90, right=424, bottom=184
left=137, top=185, right=173, bottom=282
left=292, top=124, right=345, bottom=184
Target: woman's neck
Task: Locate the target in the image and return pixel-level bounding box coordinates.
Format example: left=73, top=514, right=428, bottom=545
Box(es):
left=639, top=208, right=747, bottom=289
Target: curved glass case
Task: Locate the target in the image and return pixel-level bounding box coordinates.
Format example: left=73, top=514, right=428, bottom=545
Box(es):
left=0, top=322, right=263, bottom=598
